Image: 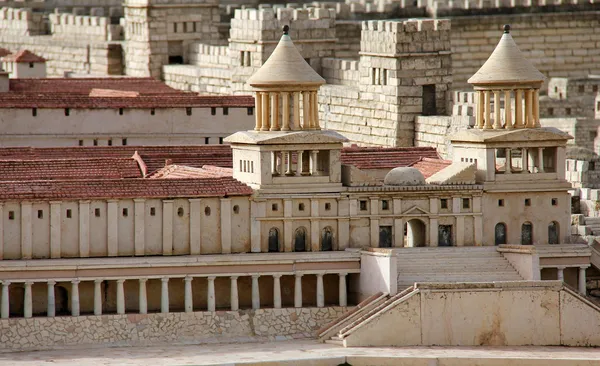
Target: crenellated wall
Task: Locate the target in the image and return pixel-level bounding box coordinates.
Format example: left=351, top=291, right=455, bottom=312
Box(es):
left=0, top=7, right=45, bottom=36
left=49, top=13, right=123, bottom=41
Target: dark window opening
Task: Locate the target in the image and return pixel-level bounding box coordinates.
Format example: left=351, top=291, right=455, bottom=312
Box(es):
left=64, top=108, right=70, bottom=116
left=205, top=137, right=210, bottom=144
left=78, top=140, right=83, bottom=146
left=294, top=227, right=307, bottom=252
left=93, top=139, right=98, bottom=146
left=37, top=210, right=43, bottom=219
left=495, top=223, right=507, bottom=245
left=590, top=162, right=596, bottom=171
left=66, top=209, right=72, bottom=218
left=566, top=108, right=571, bottom=115
left=272, top=203, right=278, bottom=211
left=551, top=198, right=558, bottom=206
left=462, top=198, right=470, bottom=209
left=359, top=200, right=368, bottom=211
left=211, top=107, right=216, bottom=116
left=268, top=228, right=279, bottom=252
left=325, top=202, right=331, bottom=211
left=204, top=207, right=210, bottom=216
left=168, top=55, right=183, bottom=64
left=298, top=203, right=305, bottom=211
left=150, top=207, right=156, bottom=216
left=122, top=138, right=127, bottom=146
left=525, top=198, right=531, bottom=207
left=178, top=207, right=185, bottom=217
left=95, top=208, right=100, bottom=217
left=521, top=222, right=533, bottom=245
left=150, top=108, right=155, bottom=116
left=32, top=108, right=37, bottom=117
left=321, top=227, right=333, bottom=251
left=122, top=208, right=128, bottom=217
left=8, top=211, right=14, bottom=220
left=219, top=137, right=223, bottom=145
left=108, top=139, right=112, bottom=146
left=186, top=107, right=192, bottom=116
left=438, top=225, right=453, bottom=247
left=29, top=62, right=34, bottom=68
left=223, top=107, right=229, bottom=115
left=440, top=199, right=448, bottom=209
left=233, top=205, right=239, bottom=214
left=422, top=84, right=437, bottom=116
left=548, top=221, right=559, bottom=244
left=119, top=108, right=123, bottom=115
left=498, top=199, right=504, bottom=207
left=382, top=200, right=389, bottom=210
left=247, top=107, right=254, bottom=115
left=379, top=226, right=392, bottom=248
left=594, top=85, right=599, bottom=93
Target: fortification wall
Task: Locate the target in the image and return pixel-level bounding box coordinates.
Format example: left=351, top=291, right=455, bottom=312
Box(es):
left=49, top=13, right=123, bottom=41
left=0, top=7, right=45, bottom=36
left=541, top=117, right=600, bottom=152
left=322, top=58, right=360, bottom=86
left=451, top=12, right=600, bottom=90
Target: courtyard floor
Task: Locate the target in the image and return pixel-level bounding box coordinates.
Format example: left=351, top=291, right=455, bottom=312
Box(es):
left=1, top=340, right=600, bottom=365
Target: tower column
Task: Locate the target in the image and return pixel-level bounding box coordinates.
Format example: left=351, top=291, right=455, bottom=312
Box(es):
left=270, top=92, right=280, bottom=131
left=71, top=279, right=80, bottom=316
left=230, top=276, right=239, bottom=311
left=505, top=148, right=512, bottom=174
left=293, top=92, right=301, bottom=130
left=526, top=89, right=534, bottom=128
left=476, top=90, right=484, bottom=129
left=139, top=278, right=148, bottom=314
left=311, top=91, right=320, bottom=130
left=557, top=266, right=565, bottom=282
left=294, top=274, right=303, bottom=308
left=316, top=274, right=325, bottom=308
left=116, top=279, right=125, bottom=315
left=281, top=92, right=290, bottom=131
left=24, top=281, right=33, bottom=318
left=538, top=147, right=544, bottom=173
left=273, top=275, right=282, bottom=309
left=94, top=279, right=102, bottom=315
left=505, top=90, right=513, bottom=129
left=254, top=92, right=262, bottom=131
left=251, top=275, right=260, bottom=310
left=260, top=91, right=270, bottom=131
left=1, top=281, right=9, bottom=319
left=533, top=89, right=540, bottom=127
left=302, top=91, right=311, bottom=129
left=161, top=277, right=169, bottom=314
left=47, top=280, right=56, bottom=317
left=184, top=276, right=193, bottom=312
left=484, top=90, right=492, bottom=129
left=309, top=150, right=318, bottom=175
left=339, top=273, right=347, bottom=307
left=296, top=151, right=304, bottom=176
left=515, top=89, right=523, bottom=128
left=207, top=276, right=216, bottom=312
left=493, top=90, right=502, bottom=129
left=522, top=148, right=529, bottom=173
left=286, top=151, right=293, bottom=175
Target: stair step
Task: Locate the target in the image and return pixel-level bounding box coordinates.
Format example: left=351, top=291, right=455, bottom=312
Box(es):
left=325, top=339, right=343, bottom=346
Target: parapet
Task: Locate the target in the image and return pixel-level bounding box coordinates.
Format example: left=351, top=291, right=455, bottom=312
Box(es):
left=230, top=6, right=336, bottom=42
left=360, top=19, right=451, bottom=55
left=0, top=7, right=45, bottom=35
left=432, top=0, right=600, bottom=17
left=49, top=13, right=123, bottom=41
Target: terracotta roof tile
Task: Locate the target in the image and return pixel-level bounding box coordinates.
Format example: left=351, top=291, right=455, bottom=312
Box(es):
left=341, top=146, right=441, bottom=169
left=2, top=50, right=46, bottom=63
left=409, top=158, right=452, bottom=179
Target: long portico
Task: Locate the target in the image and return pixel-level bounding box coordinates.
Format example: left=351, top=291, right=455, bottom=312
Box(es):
left=0, top=252, right=358, bottom=318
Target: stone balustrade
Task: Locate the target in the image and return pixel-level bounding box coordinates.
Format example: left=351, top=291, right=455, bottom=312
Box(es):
left=0, top=272, right=349, bottom=319
left=269, top=150, right=325, bottom=177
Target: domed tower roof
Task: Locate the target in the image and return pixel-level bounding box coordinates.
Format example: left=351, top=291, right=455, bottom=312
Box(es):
left=468, top=25, right=545, bottom=87
left=247, top=26, right=325, bottom=88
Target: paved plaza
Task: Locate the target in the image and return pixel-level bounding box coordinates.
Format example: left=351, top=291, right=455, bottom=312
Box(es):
left=1, top=340, right=600, bottom=365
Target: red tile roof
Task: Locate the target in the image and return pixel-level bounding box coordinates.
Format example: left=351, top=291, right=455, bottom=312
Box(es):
left=0, top=177, right=253, bottom=200
left=0, top=158, right=142, bottom=181
left=2, top=50, right=46, bottom=63
left=409, top=158, right=452, bottom=179
left=341, top=146, right=441, bottom=169
left=2, top=78, right=254, bottom=109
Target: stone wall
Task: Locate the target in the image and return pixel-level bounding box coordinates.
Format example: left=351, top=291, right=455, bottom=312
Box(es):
left=321, top=58, right=359, bottom=87
left=0, top=306, right=346, bottom=351
left=451, top=12, right=600, bottom=90
left=414, top=115, right=473, bottom=159
left=49, top=13, right=123, bottom=41
left=0, top=7, right=45, bottom=36
left=541, top=117, right=600, bottom=152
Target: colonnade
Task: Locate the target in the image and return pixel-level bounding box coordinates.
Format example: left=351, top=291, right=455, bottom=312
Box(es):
left=498, top=147, right=546, bottom=174
left=254, top=90, right=320, bottom=131
left=476, top=89, right=540, bottom=129
left=0, top=272, right=348, bottom=319
left=556, top=265, right=589, bottom=295
left=271, top=150, right=322, bottom=176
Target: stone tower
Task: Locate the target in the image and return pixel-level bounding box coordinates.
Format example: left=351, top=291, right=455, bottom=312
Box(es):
left=228, top=7, right=336, bottom=94
left=225, top=25, right=347, bottom=194
left=123, top=0, right=220, bottom=78
left=450, top=25, right=572, bottom=245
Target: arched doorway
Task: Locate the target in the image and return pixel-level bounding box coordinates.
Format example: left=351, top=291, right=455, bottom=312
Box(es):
left=548, top=221, right=559, bottom=244
left=521, top=222, right=533, bottom=245
left=495, top=223, right=507, bottom=245
left=321, top=227, right=333, bottom=251
left=294, top=227, right=307, bottom=252
left=268, top=228, right=279, bottom=252
left=404, top=219, right=426, bottom=247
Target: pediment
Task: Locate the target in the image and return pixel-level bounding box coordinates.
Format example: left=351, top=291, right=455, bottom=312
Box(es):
left=224, top=130, right=348, bottom=145
left=450, top=127, right=572, bottom=144
left=403, top=205, right=430, bottom=216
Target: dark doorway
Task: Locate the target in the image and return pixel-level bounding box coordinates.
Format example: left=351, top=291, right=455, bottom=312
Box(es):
left=438, top=225, right=453, bottom=247
left=294, top=227, right=307, bottom=252
left=268, top=228, right=279, bottom=252
left=404, top=219, right=426, bottom=247
left=548, top=222, right=559, bottom=244
left=571, top=195, right=580, bottom=214
left=379, top=226, right=392, bottom=248
left=321, top=227, right=333, bottom=251
left=168, top=55, right=183, bottom=64
left=55, top=286, right=69, bottom=315
left=495, top=223, right=507, bottom=245
left=422, top=84, right=437, bottom=116
left=521, top=222, right=533, bottom=245
left=8, top=286, right=24, bottom=318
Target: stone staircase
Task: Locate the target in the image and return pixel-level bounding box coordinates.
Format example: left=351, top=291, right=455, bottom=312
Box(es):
left=396, top=246, right=523, bottom=288
left=584, top=217, right=600, bottom=236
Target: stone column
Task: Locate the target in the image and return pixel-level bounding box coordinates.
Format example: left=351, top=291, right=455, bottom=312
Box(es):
left=339, top=273, right=347, bottom=307
left=207, top=276, right=216, bottom=312
left=184, top=276, right=193, bottom=312
left=302, top=91, right=311, bottom=129
left=47, top=280, right=56, bottom=317
left=286, top=152, right=293, bottom=176
left=261, top=91, right=270, bottom=131
left=24, top=281, right=33, bottom=318
left=230, top=276, right=239, bottom=311
left=71, top=279, right=80, bottom=316
left=162, top=200, right=174, bottom=255
left=538, top=147, right=544, bottom=173
left=526, top=89, right=534, bottom=128
left=484, top=90, right=492, bottom=129
left=311, top=91, right=320, bottom=130
left=50, top=201, right=62, bottom=258
left=273, top=275, right=282, bottom=309
left=294, top=274, right=303, bottom=308
left=296, top=151, right=304, bottom=176
left=116, top=279, right=125, bottom=315
left=293, top=92, right=301, bottom=130
left=476, top=90, right=484, bottom=129
left=251, top=275, right=260, bottom=310
left=493, top=90, right=502, bottom=129
left=161, top=277, right=169, bottom=314
left=533, top=89, right=540, bottom=127
left=522, top=148, right=529, bottom=173
left=270, top=92, right=280, bottom=131
left=134, top=198, right=145, bottom=256
left=21, top=201, right=32, bottom=259
left=254, top=92, right=262, bottom=131
left=277, top=152, right=284, bottom=177
left=94, top=279, right=102, bottom=315
left=281, top=92, right=290, bottom=131
left=515, top=89, right=523, bottom=128
left=316, top=274, right=325, bottom=308
left=504, top=90, right=513, bottom=129
left=579, top=266, right=588, bottom=295
left=557, top=266, right=565, bottom=282
left=139, top=278, right=147, bottom=314
left=78, top=200, right=90, bottom=258
left=505, top=148, right=512, bottom=174
left=309, top=150, right=318, bottom=175
left=107, top=199, right=118, bottom=256
left=1, top=281, right=9, bottom=319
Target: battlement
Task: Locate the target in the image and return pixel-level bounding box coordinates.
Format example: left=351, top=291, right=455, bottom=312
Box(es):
left=0, top=7, right=45, bottom=35
left=124, top=0, right=218, bottom=6
left=322, top=57, right=360, bottom=86
left=432, top=0, right=600, bottom=16
left=360, top=19, right=451, bottom=55
left=49, top=13, right=123, bottom=41
left=230, top=7, right=336, bottom=42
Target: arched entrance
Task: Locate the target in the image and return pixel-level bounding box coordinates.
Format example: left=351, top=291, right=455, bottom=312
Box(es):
left=404, top=219, right=426, bottom=247
left=495, top=223, right=507, bottom=245
left=321, top=227, right=333, bottom=251
left=548, top=221, right=559, bottom=244
left=294, top=227, right=307, bottom=252
left=268, top=228, right=279, bottom=252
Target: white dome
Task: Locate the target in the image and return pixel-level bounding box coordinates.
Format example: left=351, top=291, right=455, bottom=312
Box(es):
left=384, top=167, right=425, bottom=186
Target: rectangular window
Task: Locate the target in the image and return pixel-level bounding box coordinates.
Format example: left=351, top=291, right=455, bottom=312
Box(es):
left=251, top=161, right=254, bottom=173
left=440, top=199, right=448, bottom=209
left=32, top=108, right=37, bottom=117
left=122, top=208, right=128, bottom=217
left=594, top=85, right=599, bottom=93
left=183, top=22, right=187, bottom=33
left=211, top=107, right=216, bottom=116
left=462, top=198, right=470, bottom=209
left=78, top=140, right=84, bottom=146
left=150, top=207, right=156, bottom=216
left=566, top=108, right=571, bottom=115
left=359, top=200, right=368, bottom=211
left=119, top=108, right=123, bottom=115
left=65, top=108, right=70, bottom=116
left=525, top=198, right=531, bottom=207
left=247, top=107, right=254, bottom=115
left=325, top=202, right=331, bottom=211
left=219, top=137, right=223, bottom=144
left=122, top=138, right=127, bottom=146
left=8, top=211, right=14, bottom=220
left=37, top=210, right=43, bottom=219
left=272, top=203, right=278, bottom=211
left=551, top=198, right=558, bottom=206
left=66, top=209, right=72, bottom=218
left=108, top=139, right=112, bottom=146
left=186, top=107, right=192, bottom=116
left=173, top=23, right=178, bottom=33
left=93, top=139, right=98, bottom=146
left=95, top=208, right=101, bottom=217
left=150, top=108, right=155, bottom=115
left=381, top=200, right=389, bottom=211
left=204, top=137, right=210, bottom=144
left=223, top=107, right=229, bottom=115
left=498, top=199, right=504, bottom=207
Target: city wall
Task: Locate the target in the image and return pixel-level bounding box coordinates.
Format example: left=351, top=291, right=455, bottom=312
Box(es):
left=49, top=13, right=123, bottom=41
left=0, top=7, right=45, bottom=36
left=0, top=306, right=346, bottom=351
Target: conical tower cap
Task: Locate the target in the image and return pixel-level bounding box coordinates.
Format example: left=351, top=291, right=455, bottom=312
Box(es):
left=468, top=25, right=545, bottom=86
left=248, top=27, right=325, bottom=88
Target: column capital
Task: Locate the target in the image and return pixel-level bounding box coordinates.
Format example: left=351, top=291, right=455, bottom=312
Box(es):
left=252, top=274, right=261, bottom=279
left=295, top=273, right=304, bottom=278
left=138, top=278, right=148, bottom=283
left=184, top=276, right=193, bottom=282
left=133, top=198, right=146, bottom=203
left=106, top=199, right=119, bottom=203
left=230, top=276, right=239, bottom=281
left=272, top=274, right=282, bottom=279
left=161, top=277, right=169, bottom=283
left=94, top=279, right=104, bottom=284
left=338, top=272, right=348, bottom=277
left=47, top=280, right=56, bottom=286
left=579, top=265, right=590, bottom=270
left=1, top=280, right=9, bottom=286
left=316, top=273, right=324, bottom=277
left=24, top=281, right=34, bottom=286
left=116, top=279, right=125, bottom=284
left=71, top=279, right=81, bottom=285
left=556, top=266, right=566, bottom=270
left=207, top=276, right=216, bottom=281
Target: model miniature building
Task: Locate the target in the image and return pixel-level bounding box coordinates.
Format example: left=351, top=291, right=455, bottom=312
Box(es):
left=1, top=50, right=46, bottom=78
left=0, top=24, right=596, bottom=351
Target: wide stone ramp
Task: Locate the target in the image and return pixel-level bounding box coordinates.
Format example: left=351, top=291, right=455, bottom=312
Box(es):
left=396, top=246, right=523, bottom=288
